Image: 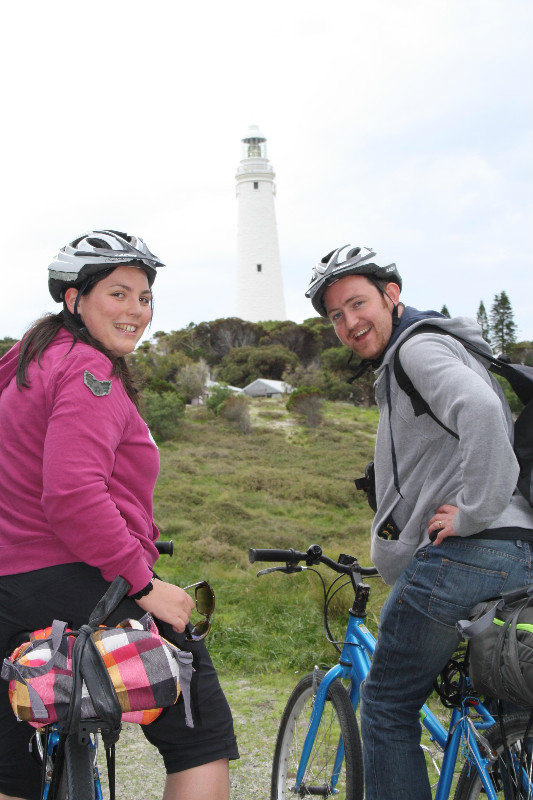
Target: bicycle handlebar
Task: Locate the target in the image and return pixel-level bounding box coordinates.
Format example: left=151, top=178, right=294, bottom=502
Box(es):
left=249, top=547, right=309, bottom=563
left=248, top=544, right=379, bottom=577
left=155, top=540, right=174, bottom=556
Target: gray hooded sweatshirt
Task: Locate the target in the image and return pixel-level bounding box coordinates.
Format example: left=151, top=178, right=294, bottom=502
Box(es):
left=371, top=308, right=533, bottom=585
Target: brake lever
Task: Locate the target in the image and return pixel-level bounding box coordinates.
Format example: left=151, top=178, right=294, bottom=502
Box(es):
left=256, top=565, right=305, bottom=577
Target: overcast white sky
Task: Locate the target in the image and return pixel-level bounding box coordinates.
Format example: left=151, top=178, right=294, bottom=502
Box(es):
left=1, top=0, right=532, bottom=343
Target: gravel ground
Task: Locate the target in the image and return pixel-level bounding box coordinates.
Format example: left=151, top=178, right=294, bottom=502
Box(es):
left=98, top=673, right=294, bottom=799
left=99, top=673, right=455, bottom=799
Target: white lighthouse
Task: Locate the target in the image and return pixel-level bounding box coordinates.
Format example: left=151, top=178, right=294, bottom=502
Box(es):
left=235, top=125, right=286, bottom=322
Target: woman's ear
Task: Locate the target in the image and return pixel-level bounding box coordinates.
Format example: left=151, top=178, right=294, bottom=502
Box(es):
left=64, top=287, right=78, bottom=315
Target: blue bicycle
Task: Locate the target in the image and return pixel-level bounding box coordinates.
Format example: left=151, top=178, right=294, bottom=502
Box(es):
left=249, top=544, right=533, bottom=800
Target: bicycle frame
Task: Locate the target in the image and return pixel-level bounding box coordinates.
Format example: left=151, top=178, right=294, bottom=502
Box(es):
left=37, top=724, right=63, bottom=800
left=38, top=720, right=104, bottom=799
left=294, top=609, right=528, bottom=800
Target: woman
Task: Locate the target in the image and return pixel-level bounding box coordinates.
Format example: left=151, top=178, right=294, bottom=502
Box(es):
left=0, top=230, right=238, bottom=800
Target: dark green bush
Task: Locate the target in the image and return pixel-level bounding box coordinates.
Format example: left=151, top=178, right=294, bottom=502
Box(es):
left=145, top=378, right=180, bottom=394
left=494, top=374, right=523, bottom=414
left=141, top=390, right=185, bottom=441
left=206, top=384, right=235, bottom=416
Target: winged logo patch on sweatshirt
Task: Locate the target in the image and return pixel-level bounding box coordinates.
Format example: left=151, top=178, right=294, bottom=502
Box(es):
left=83, top=370, right=112, bottom=397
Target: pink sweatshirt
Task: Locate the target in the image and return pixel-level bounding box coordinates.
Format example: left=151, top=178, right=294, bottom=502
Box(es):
left=0, top=330, right=159, bottom=594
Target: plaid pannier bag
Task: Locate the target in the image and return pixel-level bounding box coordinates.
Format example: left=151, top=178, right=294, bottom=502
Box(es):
left=1, top=577, right=195, bottom=730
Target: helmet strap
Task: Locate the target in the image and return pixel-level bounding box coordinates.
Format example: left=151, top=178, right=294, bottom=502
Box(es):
left=72, top=278, right=91, bottom=321
left=347, top=358, right=374, bottom=383
left=391, top=303, right=401, bottom=328
left=367, top=275, right=401, bottom=328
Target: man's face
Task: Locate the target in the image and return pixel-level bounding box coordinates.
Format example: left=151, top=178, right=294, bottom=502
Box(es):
left=324, top=274, right=400, bottom=360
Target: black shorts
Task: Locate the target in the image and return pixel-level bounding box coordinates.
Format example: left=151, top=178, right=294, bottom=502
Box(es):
left=0, top=563, right=239, bottom=799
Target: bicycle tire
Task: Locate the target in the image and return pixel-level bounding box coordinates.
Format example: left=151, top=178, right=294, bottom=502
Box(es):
left=454, top=713, right=533, bottom=800
left=271, top=670, right=363, bottom=800
left=64, top=733, right=96, bottom=800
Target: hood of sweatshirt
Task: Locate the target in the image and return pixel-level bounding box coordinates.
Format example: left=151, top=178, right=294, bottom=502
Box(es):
left=378, top=306, right=493, bottom=372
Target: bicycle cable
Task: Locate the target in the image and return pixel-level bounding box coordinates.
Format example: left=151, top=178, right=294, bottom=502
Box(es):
left=324, top=577, right=356, bottom=653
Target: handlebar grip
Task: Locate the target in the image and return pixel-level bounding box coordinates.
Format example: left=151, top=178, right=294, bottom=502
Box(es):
left=249, top=548, right=305, bottom=564
left=155, top=540, right=174, bottom=556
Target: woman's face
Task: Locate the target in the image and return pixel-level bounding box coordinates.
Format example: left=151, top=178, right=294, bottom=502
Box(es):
left=65, top=266, right=152, bottom=357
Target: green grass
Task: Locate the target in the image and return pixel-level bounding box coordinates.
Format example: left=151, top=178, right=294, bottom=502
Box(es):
left=153, top=398, right=391, bottom=673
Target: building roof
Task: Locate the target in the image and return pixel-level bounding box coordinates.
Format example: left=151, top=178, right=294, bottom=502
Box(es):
left=242, top=379, right=292, bottom=396
left=206, top=379, right=242, bottom=394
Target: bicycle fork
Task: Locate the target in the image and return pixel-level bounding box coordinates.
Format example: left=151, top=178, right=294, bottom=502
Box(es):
left=291, top=664, right=350, bottom=796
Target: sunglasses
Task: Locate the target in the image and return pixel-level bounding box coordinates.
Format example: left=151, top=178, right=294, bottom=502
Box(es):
left=183, top=581, right=215, bottom=641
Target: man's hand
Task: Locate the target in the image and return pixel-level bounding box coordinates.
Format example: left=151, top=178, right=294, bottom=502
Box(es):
left=135, top=578, right=195, bottom=633
left=428, top=504, right=459, bottom=546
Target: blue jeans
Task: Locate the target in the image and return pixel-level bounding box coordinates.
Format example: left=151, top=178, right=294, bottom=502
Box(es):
left=359, top=537, right=533, bottom=800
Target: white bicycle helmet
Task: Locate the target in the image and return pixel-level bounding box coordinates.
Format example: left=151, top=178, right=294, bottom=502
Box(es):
left=48, top=230, right=165, bottom=302
left=305, top=245, right=402, bottom=317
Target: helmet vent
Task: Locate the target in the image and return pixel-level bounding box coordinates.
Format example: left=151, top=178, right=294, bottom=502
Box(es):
left=107, top=229, right=131, bottom=242
left=86, top=237, right=110, bottom=249
left=321, top=249, right=336, bottom=264
left=346, top=247, right=361, bottom=260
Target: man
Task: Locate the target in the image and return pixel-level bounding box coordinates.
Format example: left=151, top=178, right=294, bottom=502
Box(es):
left=306, top=245, right=533, bottom=800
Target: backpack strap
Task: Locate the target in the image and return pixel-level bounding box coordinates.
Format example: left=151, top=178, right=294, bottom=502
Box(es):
left=393, top=325, right=460, bottom=439
left=395, top=322, right=533, bottom=411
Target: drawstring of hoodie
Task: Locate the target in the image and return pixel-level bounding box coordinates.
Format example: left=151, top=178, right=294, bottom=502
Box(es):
left=348, top=358, right=405, bottom=496
left=385, top=364, right=404, bottom=498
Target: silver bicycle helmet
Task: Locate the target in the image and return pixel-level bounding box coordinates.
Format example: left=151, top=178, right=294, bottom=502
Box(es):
left=305, top=245, right=402, bottom=317
left=48, top=230, right=165, bottom=302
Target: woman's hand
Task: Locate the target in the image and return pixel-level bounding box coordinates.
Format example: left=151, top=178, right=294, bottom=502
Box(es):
left=135, top=578, right=195, bottom=633
left=428, top=504, right=459, bottom=546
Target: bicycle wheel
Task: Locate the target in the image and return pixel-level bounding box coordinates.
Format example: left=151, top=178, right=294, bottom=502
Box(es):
left=64, top=733, right=96, bottom=800
left=271, top=670, right=363, bottom=800
left=454, top=713, right=533, bottom=800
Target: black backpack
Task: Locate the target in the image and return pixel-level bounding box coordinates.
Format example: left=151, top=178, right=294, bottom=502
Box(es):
left=457, top=584, right=533, bottom=707
left=393, top=324, right=533, bottom=508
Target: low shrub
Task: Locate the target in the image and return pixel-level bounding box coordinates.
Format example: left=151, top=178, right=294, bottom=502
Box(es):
left=286, top=386, right=324, bottom=428
left=141, top=389, right=185, bottom=442
left=206, top=384, right=234, bottom=416
left=222, top=394, right=251, bottom=434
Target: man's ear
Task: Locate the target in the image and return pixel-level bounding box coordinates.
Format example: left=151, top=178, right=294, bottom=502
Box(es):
left=64, top=287, right=79, bottom=314
left=385, top=282, right=401, bottom=306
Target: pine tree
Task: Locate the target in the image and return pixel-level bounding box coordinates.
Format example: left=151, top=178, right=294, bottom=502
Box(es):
left=440, top=304, right=450, bottom=318
left=489, top=291, right=517, bottom=354
left=476, top=301, right=490, bottom=341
